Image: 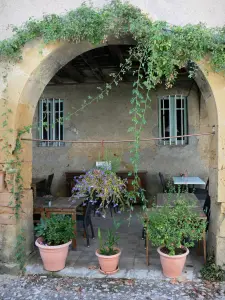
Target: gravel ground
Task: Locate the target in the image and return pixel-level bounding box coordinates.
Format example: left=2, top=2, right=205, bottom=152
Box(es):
left=0, top=275, right=225, bottom=300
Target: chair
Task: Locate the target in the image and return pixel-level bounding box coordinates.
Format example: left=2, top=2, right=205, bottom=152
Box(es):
left=203, top=194, right=211, bottom=231
left=45, top=174, right=54, bottom=195
left=77, top=200, right=94, bottom=247
left=194, top=178, right=209, bottom=201
left=159, top=172, right=168, bottom=193
left=36, top=179, right=47, bottom=197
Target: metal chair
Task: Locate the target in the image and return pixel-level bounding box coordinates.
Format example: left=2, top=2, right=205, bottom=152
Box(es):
left=46, top=173, right=54, bottom=195
left=77, top=200, right=95, bottom=247
left=203, top=194, right=211, bottom=231
left=194, top=178, right=209, bottom=201
left=36, top=179, right=47, bottom=197
left=159, top=172, right=168, bottom=193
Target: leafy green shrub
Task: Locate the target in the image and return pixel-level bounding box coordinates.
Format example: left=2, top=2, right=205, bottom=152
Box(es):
left=98, top=222, right=120, bottom=256
left=144, top=195, right=206, bottom=255
left=35, top=215, right=75, bottom=246
left=200, top=254, right=225, bottom=281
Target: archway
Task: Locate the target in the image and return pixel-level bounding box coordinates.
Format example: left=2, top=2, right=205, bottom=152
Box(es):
left=0, top=38, right=225, bottom=266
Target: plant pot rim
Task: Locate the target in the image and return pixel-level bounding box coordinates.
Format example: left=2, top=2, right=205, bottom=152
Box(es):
left=35, top=237, right=72, bottom=249
left=95, top=247, right=121, bottom=258
left=157, top=246, right=189, bottom=258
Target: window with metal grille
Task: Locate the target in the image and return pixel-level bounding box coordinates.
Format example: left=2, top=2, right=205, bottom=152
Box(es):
left=38, top=98, right=64, bottom=147
left=158, top=95, right=188, bottom=145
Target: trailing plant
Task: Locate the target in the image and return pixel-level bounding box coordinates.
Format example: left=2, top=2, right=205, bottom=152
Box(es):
left=200, top=254, right=225, bottom=282
left=144, top=193, right=206, bottom=256
left=1, top=100, right=32, bottom=271
left=35, top=215, right=75, bottom=246
left=72, top=168, right=128, bottom=216
left=98, top=221, right=120, bottom=255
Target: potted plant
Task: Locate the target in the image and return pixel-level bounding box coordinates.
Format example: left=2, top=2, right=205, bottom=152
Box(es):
left=144, top=197, right=206, bottom=278
left=35, top=214, right=75, bottom=271
left=96, top=222, right=121, bottom=274
left=71, top=168, right=128, bottom=216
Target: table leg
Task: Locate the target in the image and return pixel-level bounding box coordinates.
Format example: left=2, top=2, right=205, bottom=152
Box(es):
left=203, top=230, right=207, bottom=263
left=72, top=212, right=76, bottom=250
left=146, top=233, right=149, bottom=266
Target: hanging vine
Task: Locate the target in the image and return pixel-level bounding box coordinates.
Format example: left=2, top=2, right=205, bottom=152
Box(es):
left=0, top=0, right=224, bottom=267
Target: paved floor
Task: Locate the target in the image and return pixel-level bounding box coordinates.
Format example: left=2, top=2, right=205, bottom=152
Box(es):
left=0, top=275, right=224, bottom=300
left=27, top=206, right=204, bottom=280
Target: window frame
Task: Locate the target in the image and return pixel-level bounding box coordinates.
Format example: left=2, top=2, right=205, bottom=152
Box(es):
left=38, top=98, right=65, bottom=147
left=158, top=95, right=188, bottom=146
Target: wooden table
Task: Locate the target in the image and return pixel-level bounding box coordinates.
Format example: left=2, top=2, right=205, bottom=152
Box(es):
left=34, top=197, right=84, bottom=249
left=145, top=193, right=207, bottom=266
left=31, top=178, right=46, bottom=199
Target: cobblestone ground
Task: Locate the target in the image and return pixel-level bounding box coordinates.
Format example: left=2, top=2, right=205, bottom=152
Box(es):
left=0, top=275, right=225, bottom=300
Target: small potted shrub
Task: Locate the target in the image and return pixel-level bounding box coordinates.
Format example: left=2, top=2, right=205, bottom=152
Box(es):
left=144, top=197, right=206, bottom=278
left=35, top=215, right=75, bottom=271
left=96, top=222, right=121, bottom=274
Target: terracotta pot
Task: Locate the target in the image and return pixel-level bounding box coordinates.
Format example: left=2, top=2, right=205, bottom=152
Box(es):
left=96, top=248, right=121, bottom=274
left=35, top=237, right=71, bottom=271
left=0, top=171, right=5, bottom=192
left=157, top=246, right=189, bottom=278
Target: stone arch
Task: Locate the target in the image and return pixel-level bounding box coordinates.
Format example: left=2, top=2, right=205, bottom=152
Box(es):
left=0, top=38, right=225, bottom=265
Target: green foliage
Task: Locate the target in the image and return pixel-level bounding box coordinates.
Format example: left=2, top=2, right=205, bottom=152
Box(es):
left=200, top=254, right=225, bottom=281
left=1, top=101, right=29, bottom=271
left=144, top=193, right=206, bottom=256
left=15, top=229, right=26, bottom=274
left=98, top=221, right=120, bottom=256
left=35, top=215, right=75, bottom=246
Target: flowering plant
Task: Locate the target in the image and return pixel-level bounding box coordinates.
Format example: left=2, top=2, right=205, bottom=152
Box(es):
left=71, top=168, right=128, bottom=215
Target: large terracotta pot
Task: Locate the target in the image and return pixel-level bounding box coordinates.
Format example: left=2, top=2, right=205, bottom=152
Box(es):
left=0, top=171, right=5, bottom=192
left=96, top=248, right=121, bottom=274
left=35, top=237, right=71, bottom=271
left=157, top=246, right=189, bottom=278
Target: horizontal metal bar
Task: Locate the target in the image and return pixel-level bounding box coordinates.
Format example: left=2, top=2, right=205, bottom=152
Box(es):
left=21, top=132, right=215, bottom=144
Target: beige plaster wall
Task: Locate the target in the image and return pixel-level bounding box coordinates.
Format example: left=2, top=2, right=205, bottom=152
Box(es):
left=0, top=0, right=225, bottom=40
left=32, top=79, right=210, bottom=197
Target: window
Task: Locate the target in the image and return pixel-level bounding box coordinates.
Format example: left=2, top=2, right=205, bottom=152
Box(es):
left=38, top=98, right=64, bottom=147
left=158, top=95, right=188, bottom=145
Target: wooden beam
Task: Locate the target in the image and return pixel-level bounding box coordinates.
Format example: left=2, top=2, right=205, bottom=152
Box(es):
left=63, top=64, right=84, bottom=83
left=108, top=45, right=130, bottom=81
left=51, top=75, right=64, bottom=85
left=81, top=53, right=109, bottom=82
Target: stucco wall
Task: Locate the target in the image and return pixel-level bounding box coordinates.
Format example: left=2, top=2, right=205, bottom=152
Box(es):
left=0, top=0, right=225, bottom=40
left=32, top=79, right=210, bottom=197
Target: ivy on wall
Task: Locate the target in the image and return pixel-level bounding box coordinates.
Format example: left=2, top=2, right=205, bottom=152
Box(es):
left=0, top=0, right=225, bottom=269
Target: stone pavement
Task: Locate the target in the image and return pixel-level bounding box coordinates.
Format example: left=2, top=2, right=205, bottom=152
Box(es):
left=0, top=274, right=224, bottom=300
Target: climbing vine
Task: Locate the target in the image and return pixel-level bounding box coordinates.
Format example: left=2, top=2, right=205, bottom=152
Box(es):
left=0, top=0, right=225, bottom=268
left=1, top=95, right=31, bottom=272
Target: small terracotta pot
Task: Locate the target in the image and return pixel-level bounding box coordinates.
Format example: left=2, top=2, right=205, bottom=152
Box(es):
left=35, top=237, right=71, bottom=271
left=0, top=171, right=5, bottom=192
left=157, top=246, right=189, bottom=278
left=96, top=248, right=121, bottom=274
